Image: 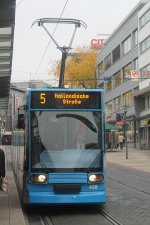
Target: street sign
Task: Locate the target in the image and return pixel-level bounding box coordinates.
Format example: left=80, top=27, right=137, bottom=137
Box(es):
left=131, top=70, right=139, bottom=79
left=116, top=113, right=125, bottom=125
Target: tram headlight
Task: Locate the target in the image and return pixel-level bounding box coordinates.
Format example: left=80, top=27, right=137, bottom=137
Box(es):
left=88, top=174, right=104, bottom=183
left=30, top=174, right=47, bottom=183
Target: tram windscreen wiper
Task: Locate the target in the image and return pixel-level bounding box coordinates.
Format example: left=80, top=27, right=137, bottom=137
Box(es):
left=87, top=153, right=101, bottom=171
left=56, top=113, right=97, bottom=133
left=40, top=160, right=47, bottom=168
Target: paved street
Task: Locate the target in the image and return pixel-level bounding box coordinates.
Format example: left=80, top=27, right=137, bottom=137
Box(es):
left=105, top=148, right=150, bottom=225
left=105, top=148, right=150, bottom=173
left=1, top=146, right=150, bottom=225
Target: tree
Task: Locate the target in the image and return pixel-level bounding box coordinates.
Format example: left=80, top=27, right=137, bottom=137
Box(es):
left=52, top=47, right=97, bottom=88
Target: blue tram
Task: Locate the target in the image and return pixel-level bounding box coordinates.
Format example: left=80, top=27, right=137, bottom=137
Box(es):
left=12, top=88, right=106, bottom=205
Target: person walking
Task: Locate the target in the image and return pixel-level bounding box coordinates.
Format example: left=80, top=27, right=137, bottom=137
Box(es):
left=118, top=133, right=125, bottom=150
left=0, top=148, right=7, bottom=191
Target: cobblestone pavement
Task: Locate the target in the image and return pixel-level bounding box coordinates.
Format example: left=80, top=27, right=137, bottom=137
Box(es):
left=105, top=148, right=150, bottom=173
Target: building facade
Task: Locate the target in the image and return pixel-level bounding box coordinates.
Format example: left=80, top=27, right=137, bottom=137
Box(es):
left=96, top=0, right=148, bottom=148
left=134, top=0, right=150, bottom=149
left=5, top=80, right=52, bottom=131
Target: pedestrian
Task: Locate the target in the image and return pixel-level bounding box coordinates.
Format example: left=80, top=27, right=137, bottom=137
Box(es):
left=118, top=133, right=125, bottom=150
left=107, top=141, right=112, bottom=151
left=0, top=148, right=7, bottom=192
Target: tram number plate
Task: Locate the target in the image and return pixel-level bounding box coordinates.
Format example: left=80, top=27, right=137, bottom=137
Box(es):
left=89, top=185, right=98, bottom=190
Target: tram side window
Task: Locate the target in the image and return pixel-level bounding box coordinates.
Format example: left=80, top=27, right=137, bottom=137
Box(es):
left=17, top=114, right=25, bottom=129
left=31, top=112, right=45, bottom=165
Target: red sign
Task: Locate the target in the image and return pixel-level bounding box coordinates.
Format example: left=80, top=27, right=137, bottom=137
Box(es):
left=90, top=39, right=106, bottom=49
left=116, top=121, right=125, bottom=125
left=15, top=94, right=19, bottom=112
left=116, top=113, right=125, bottom=125
left=105, top=114, right=112, bottom=122
left=131, top=70, right=139, bottom=79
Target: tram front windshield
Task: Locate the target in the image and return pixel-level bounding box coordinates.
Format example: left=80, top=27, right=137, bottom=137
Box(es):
left=31, top=111, right=102, bottom=172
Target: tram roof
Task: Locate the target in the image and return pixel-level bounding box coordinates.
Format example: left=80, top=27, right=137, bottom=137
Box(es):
left=0, top=0, right=16, bottom=110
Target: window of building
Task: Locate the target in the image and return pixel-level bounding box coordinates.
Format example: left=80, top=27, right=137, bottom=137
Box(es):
left=126, top=119, right=134, bottom=143
left=141, top=67, right=146, bottom=78
left=104, top=54, right=111, bottom=70
left=139, top=9, right=150, bottom=29
left=123, top=91, right=132, bottom=107
left=148, top=96, right=150, bottom=109
left=141, top=64, right=150, bottom=78
left=133, top=86, right=139, bottom=93
left=141, top=97, right=146, bottom=110
left=98, top=83, right=104, bottom=89
left=106, top=78, right=112, bottom=93
left=98, top=61, right=104, bottom=75
left=122, top=36, right=131, bottom=55
left=114, top=96, right=121, bottom=111
left=123, top=63, right=132, bottom=81
left=105, top=101, right=113, bottom=121
left=114, top=71, right=121, bottom=88
left=133, top=29, right=138, bottom=47
left=106, top=101, right=113, bottom=114
left=112, top=45, right=120, bottom=63
left=141, top=40, right=146, bottom=53
left=133, top=58, right=138, bottom=70
left=140, top=36, right=150, bottom=54
left=141, top=128, right=148, bottom=141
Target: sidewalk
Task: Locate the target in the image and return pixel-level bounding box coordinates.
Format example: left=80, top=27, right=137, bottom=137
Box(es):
left=0, top=146, right=26, bottom=225
left=105, top=148, right=150, bottom=173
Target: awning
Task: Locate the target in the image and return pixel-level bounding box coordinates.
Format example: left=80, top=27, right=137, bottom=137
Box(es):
left=105, top=122, right=119, bottom=131
left=0, top=0, right=16, bottom=110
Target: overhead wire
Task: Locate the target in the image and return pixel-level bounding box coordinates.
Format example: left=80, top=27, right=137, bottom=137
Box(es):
left=16, top=0, right=25, bottom=7
left=11, top=76, right=150, bottom=83
left=33, top=0, right=69, bottom=80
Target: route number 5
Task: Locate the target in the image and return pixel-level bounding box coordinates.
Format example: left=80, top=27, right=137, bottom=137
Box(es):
left=40, top=93, right=46, bottom=104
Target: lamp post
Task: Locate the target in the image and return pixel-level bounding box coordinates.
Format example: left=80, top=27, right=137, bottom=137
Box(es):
left=124, top=109, right=128, bottom=159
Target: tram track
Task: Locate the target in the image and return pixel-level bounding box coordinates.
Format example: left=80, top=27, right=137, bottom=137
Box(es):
left=107, top=176, right=150, bottom=197
left=38, top=207, right=125, bottom=225
left=96, top=208, right=125, bottom=225
left=106, top=165, right=150, bottom=197
left=107, top=165, right=150, bottom=182
left=39, top=211, right=54, bottom=225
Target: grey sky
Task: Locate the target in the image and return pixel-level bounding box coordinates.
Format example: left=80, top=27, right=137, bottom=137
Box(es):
left=12, top=0, right=140, bottom=83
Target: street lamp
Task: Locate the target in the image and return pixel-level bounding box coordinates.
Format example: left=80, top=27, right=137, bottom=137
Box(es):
left=124, top=108, right=128, bottom=159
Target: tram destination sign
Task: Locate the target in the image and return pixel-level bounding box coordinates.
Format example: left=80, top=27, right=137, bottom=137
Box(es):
left=31, top=91, right=101, bottom=109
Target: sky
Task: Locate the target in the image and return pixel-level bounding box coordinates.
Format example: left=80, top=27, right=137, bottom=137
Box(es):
left=12, top=0, right=140, bottom=84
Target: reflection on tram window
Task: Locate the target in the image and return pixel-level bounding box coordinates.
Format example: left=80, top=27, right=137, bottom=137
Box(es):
left=31, top=111, right=102, bottom=172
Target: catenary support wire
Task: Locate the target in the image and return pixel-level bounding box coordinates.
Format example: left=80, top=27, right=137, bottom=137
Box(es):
left=32, top=18, right=87, bottom=88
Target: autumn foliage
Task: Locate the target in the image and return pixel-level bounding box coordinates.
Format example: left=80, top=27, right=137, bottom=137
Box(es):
left=53, top=47, right=97, bottom=88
